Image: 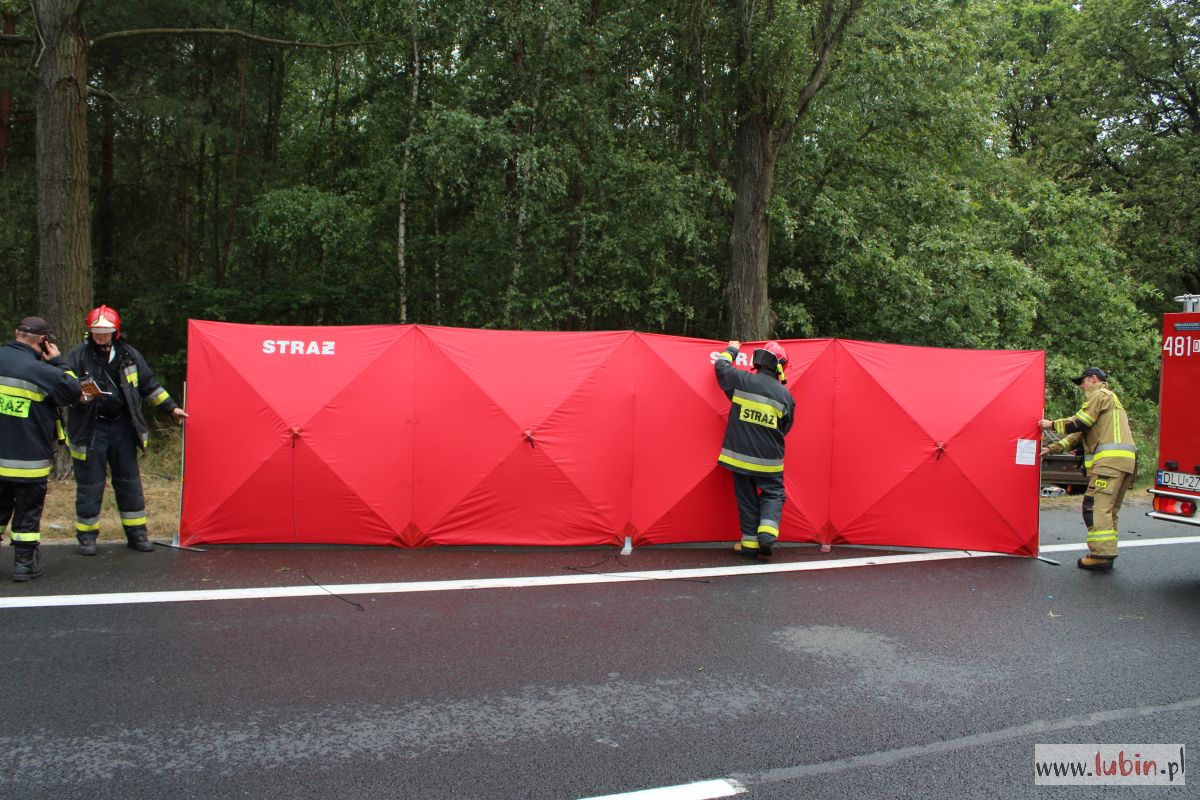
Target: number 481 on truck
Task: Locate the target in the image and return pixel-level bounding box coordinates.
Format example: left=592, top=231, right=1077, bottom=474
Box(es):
left=1149, top=294, right=1200, bottom=526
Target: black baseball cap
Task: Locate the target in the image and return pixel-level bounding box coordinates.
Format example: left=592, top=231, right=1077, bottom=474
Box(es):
left=1071, top=367, right=1108, bottom=385
left=16, top=316, right=52, bottom=336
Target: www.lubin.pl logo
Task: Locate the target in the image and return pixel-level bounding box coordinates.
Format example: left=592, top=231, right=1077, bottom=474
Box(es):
left=1034, top=744, right=1186, bottom=786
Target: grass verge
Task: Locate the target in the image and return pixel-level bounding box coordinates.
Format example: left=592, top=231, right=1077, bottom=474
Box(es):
left=22, top=422, right=184, bottom=543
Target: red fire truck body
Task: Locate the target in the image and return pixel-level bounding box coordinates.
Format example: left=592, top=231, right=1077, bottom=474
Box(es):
left=1148, top=295, right=1200, bottom=527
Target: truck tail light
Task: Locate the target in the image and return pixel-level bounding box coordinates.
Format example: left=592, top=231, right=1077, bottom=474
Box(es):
left=1153, top=496, right=1198, bottom=517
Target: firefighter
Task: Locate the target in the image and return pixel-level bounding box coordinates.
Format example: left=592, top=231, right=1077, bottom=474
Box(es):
left=65, top=306, right=188, bottom=555
left=0, top=317, right=84, bottom=580
left=714, top=340, right=795, bottom=559
left=1039, top=366, right=1137, bottom=571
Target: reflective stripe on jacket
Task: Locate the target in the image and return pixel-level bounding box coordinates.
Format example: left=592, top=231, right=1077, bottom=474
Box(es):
left=714, top=346, right=795, bottom=475
left=1047, top=383, right=1136, bottom=475
left=0, top=341, right=82, bottom=481
left=65, top=340, right=178, bottom=460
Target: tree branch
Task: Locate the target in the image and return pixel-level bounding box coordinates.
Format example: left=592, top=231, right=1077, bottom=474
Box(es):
left=773, top=0, right=866, bottom=155
left=0, top=33, right=32, bottom=46
left=89, top=27, right=398, bottom=50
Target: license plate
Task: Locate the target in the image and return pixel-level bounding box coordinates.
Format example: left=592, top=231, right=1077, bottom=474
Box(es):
left=1158, top=470, right=1200, bottom=492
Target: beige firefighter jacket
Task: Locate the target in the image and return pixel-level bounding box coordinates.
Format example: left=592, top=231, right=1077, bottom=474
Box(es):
left=1045, top=382, right=1136, bottom=475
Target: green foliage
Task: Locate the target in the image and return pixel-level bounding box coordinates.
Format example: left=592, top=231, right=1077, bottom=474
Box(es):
left=4, top=0, right=1192, bottom=437
left=0, top=168, right=38, bottom=329
left=1002, top=0, right=1200, bottom=301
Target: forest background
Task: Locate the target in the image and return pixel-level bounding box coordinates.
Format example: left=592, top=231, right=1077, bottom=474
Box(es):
left=1, top=0, right=1197, bottom=463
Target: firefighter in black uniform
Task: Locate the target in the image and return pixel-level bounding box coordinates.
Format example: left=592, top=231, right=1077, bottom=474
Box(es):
left=65, top=306, right=187, bottom=555
left=714, top=340, right=795, bottom=559
left=0, top=317, right=84, bottom=580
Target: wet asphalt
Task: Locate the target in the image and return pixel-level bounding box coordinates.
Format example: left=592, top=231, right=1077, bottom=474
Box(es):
left=1, top=498, right=1197, bottom=800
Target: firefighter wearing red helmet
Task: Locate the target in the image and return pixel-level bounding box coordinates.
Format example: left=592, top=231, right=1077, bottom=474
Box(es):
left=713, top=340, right=795, bottom=559
left=64, top=305, right=188, bottom=555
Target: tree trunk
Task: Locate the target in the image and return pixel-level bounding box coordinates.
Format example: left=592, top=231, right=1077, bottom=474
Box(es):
left=502, top=37, right=528, bottom=329
left=327, top=53, right=341, bottom=183
left=35, top=0, right=92, bottom=479
left=433, top=203, right=442, bottom=325
left=196, top=129, right=207, bottom=274
left=182, top=127, right=192, bottom=281
left=563, top=0, right=600, bottom=332
left=724, top=0, right=866, bottom=341
left=35, top=0, right=92, bottom=334
left=220, top=45, right=249, bottom=279
left=726, top=111, right=775, bottom=340
left=97, top=83, right=115, bottom=299
left=264, top=49, right=285, bottom=178
left=212, top=148, right=222, bottom=285
left=397, top=37, right=420, bottom=325
left=182, top=34, right=201, bottom=282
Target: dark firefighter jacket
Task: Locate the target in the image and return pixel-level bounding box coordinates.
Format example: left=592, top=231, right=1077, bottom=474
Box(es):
left=65, top=340, right=179, bottom=461
left=714, top=344, right=795, bottom=474
left=0, top=341, right=82, bottom=481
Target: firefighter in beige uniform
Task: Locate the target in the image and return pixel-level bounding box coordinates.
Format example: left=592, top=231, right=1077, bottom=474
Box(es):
left=1039, top=367, right=1137, bottom=571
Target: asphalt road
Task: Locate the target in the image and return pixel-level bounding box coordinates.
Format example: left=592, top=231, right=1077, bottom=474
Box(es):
left=1, top=499, right=1197, bottom=800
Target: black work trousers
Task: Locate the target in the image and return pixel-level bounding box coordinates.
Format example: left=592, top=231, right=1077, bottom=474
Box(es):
left=0, top=479, right=48, bottom=544
left=731, top=470, right=786, bottom=541
left=72, top=417, right=147, bottom=540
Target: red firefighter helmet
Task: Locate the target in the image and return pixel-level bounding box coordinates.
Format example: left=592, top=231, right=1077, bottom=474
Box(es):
left=751, top=341, right=789, bottom=384
left=85, top=305, right=122, bottom=338
left=762, top=341, right=788, bottom=366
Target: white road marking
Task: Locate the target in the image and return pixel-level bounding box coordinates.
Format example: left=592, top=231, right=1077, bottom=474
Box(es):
left=1039, top=534, right=1200, bottom=552
left=585, top=695, right=1200, bottom=798
left=578, top=778, right=746, bottom=800
left=743, top=694, right=1200, bottom=784
left=2, top=535, right=1198, bottom=610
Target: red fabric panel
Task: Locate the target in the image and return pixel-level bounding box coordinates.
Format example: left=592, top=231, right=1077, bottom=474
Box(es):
left=776, top=339, right=837, bottom=543
left=292, top=331, right=418, bottom=545
left=179, top=322, right=294, bottom=544
left=181, top=322, right=1043, bottom=555
left=826, top=341, right=1042, bottom=555
left=630, top=335, right=736, bottom=544
left=413, top=327, right=630, bottom=546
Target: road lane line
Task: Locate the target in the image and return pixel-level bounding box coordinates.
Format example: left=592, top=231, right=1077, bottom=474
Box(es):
left=0, top=550, right=996, bottom=608
left=595, top=695, right=1200, bottom=798
left=1039, top=534, right=1200, bottom=553
left=578, top=778, right=746, bottom=800
left=740, top=694, right=1200, bottom=785
left=2, top=534, right=1198, bottom=610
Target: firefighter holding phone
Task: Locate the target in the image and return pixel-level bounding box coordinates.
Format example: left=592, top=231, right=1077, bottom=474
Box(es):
left=0, top=317, right=84, bottom=580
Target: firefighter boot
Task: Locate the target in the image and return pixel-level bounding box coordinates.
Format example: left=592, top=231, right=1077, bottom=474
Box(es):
left=756, top=533, right=777, bottom=558
left=126, top=532, right=155, bottom=552
left=77, top=534, right=98, bottom=556
left=1077, top=555, right=1116, bottom=571
left=13, top=543, right=43, bottom=582
left=733, top=541, right=760, bottom=560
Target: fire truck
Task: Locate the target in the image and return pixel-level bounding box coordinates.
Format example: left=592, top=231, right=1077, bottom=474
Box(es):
left=1147, top=294, right=1200, bottom=527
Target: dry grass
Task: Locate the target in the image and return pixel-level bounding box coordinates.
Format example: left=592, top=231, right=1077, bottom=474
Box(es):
left=34, top=423, right=184, bottom=543
left=37, top=474, right=183, bottom=542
